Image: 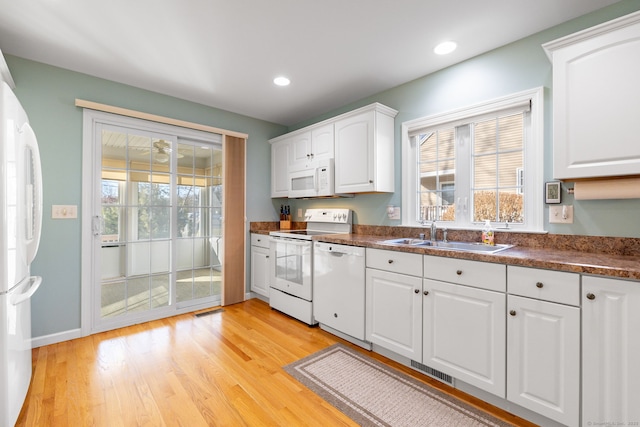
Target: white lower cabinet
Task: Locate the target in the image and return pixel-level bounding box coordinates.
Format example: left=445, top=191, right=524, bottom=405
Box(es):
left=250, top=234, right=270, bottom=297
left=507, top=266, right=580, bottom=426
left=366, top=249, right=423, bottom=360
left=423, top=279, right=506, bottom=397
left=361, top=248, right=638, bottom=427
left=506, top=295, right=580, bottom=426
left=582, top=276, right=640, bottom=427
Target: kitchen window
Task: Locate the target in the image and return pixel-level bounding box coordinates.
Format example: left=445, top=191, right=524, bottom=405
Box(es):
left=401, top=87, right=544, bottom=231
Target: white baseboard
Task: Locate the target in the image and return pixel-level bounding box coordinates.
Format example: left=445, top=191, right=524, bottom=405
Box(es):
left=31, top=328, right=82, bottom=348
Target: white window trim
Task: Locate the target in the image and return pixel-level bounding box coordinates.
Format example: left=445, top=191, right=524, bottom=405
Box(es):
left=401, top=87, right=544, bottom=232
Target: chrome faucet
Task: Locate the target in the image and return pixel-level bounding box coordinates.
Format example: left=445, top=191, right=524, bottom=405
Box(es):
left=430, top=222, right=437, bottom=242
left=442, top=228, right=448, bottom=243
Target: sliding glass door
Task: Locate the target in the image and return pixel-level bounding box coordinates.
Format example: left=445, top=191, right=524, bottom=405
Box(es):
left=94, top=120, right=222, bottom=331
left=175, top=140, right=223, bottom=307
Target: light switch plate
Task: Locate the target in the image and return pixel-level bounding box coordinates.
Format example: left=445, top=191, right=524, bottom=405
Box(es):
left=52, top=204, right=78, bottom=219
left=388, top=207, right=401, bottom=220
left=549, top=205, right=573, bottom=224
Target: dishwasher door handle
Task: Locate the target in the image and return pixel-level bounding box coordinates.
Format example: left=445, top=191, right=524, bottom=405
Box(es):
left=316, top=247, right=363, bottom=257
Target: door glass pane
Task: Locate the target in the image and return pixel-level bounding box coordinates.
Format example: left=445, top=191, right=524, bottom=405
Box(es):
left=175, top=141, right=222, bottom=305
left=100, top=128, right=173, bottom=321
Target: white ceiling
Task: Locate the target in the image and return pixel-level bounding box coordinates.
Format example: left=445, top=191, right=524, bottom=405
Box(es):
left=0, top=0, right=620, bottom=126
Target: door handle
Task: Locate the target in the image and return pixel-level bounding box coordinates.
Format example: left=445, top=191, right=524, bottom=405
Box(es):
left=92, top=215, right=103, bottom=236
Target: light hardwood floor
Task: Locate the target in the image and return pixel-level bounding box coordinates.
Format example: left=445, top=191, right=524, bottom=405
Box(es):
left=17, top=299, right=535, bottom=426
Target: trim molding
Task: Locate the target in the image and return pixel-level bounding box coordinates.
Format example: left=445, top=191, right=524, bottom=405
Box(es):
left=75, top=98, right=248, bottom=139
left=31, top=328, right=82, bottom=348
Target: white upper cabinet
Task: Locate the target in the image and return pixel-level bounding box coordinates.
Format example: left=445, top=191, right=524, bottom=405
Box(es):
left=289, top=124, right=334, bottom=170
left=269, top=102, right=396, bottom=198
left=270, top=138, right=291, bottom=198
left=544, top=11, right=640, bottom=180
left=334, top=104, right=397, bottom=193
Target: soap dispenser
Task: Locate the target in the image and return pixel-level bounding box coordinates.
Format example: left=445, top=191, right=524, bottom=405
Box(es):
left=482, top=220, right=494, bottom=246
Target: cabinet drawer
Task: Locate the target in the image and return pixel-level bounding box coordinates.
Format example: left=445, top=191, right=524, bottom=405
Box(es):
left=424, top=255, right=505, bottom=292
left=251, top=233, right=270, bottom=249
left=366, top=248, right=422, bottom=277
left=508, top=266, right=579, bottom=306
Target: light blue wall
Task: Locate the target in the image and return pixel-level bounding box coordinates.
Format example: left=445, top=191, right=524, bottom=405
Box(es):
left=5, top=56, right=286, bottom=338
left=277, top=0, right=640, bottom=238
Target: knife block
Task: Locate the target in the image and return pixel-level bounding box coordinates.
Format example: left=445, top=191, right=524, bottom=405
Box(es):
left=280, top=215, right=291, bottom=230
left=280, top=219, right=291, bottom=229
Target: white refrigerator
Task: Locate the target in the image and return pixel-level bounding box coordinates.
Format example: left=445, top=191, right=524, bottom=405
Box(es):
left=0, top=80, right=43, bottom=427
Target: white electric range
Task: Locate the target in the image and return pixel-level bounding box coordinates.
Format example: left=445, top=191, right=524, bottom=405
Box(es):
left=268, top=208, right=352, bottom=325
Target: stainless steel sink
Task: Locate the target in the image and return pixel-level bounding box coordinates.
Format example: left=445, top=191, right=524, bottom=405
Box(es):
left=382, top=238, right=428, bottom=245
left=381, top=238, right=513, bottom=254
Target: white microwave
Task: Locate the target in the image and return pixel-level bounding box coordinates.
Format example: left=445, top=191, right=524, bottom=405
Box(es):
left=288, top=158, right=335, bottom=198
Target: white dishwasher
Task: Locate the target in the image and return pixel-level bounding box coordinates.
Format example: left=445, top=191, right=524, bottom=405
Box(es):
left=313, top=242, right=367, bottom=343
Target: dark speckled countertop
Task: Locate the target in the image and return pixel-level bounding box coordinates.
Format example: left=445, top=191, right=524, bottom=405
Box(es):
left=250, top=222, right=640, bottom=281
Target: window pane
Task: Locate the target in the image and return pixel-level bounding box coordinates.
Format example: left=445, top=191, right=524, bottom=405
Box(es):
left=417, top=128, right=456, bottom=222
left=136, top=208, right=150, bottom=240
left=498, top=189, right=524, bottom=223
left=176, top=270, right=193, bottom=303
left=151, top=178, right=170, bottom=206
left=498, top=114, right=523, bottom=151
left=127, top=276, right=150, bottom=313
left=473, top=155, right=496, bottom=189
left=128, top=135, right=152, bottom=171
left=474, top=120, right=496, bottom=154
left=473, top=190, right=497, bottom=222
left=498, top=151, right=523, bottom=188
left=150, top=207, right=170, bottom=239
left=472, top=113, right=525, bottom=224
left=151, top=275, right=170, bottom=309
left=151, top=139, right=172, bottom=169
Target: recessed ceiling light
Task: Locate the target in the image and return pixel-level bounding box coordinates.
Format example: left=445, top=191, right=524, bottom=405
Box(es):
left=273, top=76, right=290, bottom=86
left=434, top=41, right=457, bottom=55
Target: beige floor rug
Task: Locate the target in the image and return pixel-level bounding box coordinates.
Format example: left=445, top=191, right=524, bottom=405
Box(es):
left=285, top=343, right=513, bottom=427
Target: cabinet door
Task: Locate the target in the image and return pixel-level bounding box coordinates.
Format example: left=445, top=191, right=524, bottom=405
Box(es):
left=270, top=139, right=290, bottom=198
left=289, top=131, right=312, bottom=169
left=250, top=245, right=270, bottom=297
left=549, top=17, right=640, bottom=179
left=507, top=295, right=579, bottom=426
left=423, top=280, right=506, bottom=397
left=366, top=268, right=422, bottom=360
left=310, top=124, right=334, bottom=161
left=335, top=111, right=374, bottom=193
left=582, top=276, right=640, bottom=427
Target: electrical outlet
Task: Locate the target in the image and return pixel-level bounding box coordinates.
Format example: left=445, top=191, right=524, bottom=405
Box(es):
left=52, top=205, right=78, bottom=219
left=297, top=208, right=303, bottom=219
left=549, top=205, right=573, bottom=224
left=388, top=207, right=401, bottom=220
